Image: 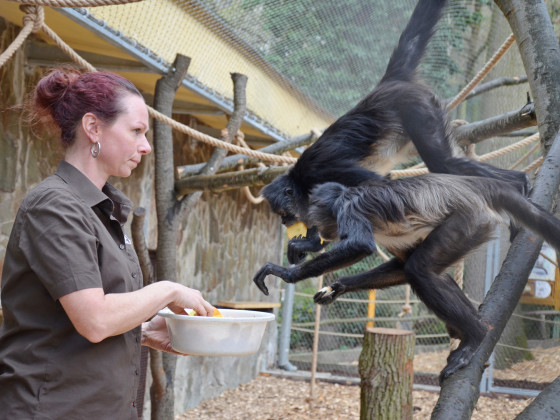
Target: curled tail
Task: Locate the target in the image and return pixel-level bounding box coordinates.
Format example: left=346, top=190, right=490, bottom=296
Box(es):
left=495, top=192, right=560, bottom=253
left=380, top=0, right=447, bottom=83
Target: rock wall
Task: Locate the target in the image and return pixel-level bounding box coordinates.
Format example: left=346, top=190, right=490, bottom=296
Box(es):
left=0, top=19, right=284, bottom=415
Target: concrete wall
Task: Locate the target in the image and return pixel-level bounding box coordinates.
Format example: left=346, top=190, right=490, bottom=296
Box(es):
left=0, top=19, right=284, bottom=414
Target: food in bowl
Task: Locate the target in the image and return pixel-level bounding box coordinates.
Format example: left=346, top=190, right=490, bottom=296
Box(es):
left=185, top=307, right=223, bottom=317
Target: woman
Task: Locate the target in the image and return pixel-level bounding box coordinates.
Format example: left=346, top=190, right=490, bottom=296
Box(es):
left=0, top=69, right=215, bottom=419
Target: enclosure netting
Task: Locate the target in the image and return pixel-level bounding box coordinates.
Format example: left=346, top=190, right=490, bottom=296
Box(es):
left=177, top=0, right=499, bottom=116
left=89, top=0, right=513, bottom=119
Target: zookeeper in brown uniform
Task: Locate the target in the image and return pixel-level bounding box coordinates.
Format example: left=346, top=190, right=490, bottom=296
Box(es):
left=0, top=68, right=216, bottom=419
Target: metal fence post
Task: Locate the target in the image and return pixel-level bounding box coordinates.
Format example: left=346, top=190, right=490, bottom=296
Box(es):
left=278, top=282, right=297, bottom=371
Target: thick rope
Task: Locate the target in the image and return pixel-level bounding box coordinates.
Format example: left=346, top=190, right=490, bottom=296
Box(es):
left=0, top=6, right=43, bottom=68
left=7, top=0, right=142, bottom=6
left=148, top=107, right=297, bottom=164
left=476, top=132, right=540, bottom=162
left=447, top=33, right=516, bottom=111
left=523, top=156, right=543, bottom=173
left=234, top=132, right=265, bottom=204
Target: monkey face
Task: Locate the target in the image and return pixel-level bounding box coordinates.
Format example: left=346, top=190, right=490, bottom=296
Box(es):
left=261, top=174, right=308, bottom=227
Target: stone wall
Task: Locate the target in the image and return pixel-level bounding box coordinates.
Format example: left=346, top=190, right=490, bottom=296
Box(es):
left=0, top=19, right=284, bottom=414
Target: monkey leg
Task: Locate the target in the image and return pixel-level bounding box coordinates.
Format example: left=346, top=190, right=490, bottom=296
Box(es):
left=314, top=257, right=406, bottom=304
left=399, top=98, right=530, bottom=196
left=402, top=212, right=493, bottom=382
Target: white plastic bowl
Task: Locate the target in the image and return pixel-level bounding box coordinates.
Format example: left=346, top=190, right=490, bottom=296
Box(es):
left=158, top=308, right=275, bottom=356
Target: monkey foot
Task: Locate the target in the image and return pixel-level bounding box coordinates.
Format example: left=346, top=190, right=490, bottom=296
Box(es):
left=438, top=344, right=477, bottom=384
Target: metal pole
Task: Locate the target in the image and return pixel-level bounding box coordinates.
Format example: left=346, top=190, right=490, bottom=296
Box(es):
left=481, top=229, right=501, bottom=393
left=310, top=275, right=323, bottom=398
left=278, top=282, right=297, bottom=371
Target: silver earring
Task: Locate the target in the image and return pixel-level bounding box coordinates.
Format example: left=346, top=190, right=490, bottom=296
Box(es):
left=90, top=141, right=101, bottom=158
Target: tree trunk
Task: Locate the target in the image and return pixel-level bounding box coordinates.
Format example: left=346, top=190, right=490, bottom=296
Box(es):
left=151, top=54, right=192, bottom=420
left=515, top=376, right=560, bottom=419
left=358, top=327, right=415, bottom=420
left=433, top=1, right=560, bottom=418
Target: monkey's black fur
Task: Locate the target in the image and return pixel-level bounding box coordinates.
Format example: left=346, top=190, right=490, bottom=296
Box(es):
left=254, top=174, right=560, bottom=382
left=264, top=0, right=529, bottom=229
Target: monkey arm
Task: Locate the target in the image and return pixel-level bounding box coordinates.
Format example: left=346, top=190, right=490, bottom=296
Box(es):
left=287, top=226, right=326, bottom=264
left=253, top=215, right=376, bottom=295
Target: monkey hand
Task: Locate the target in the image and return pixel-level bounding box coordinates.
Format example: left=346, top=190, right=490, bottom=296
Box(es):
left=287, top=229, right=326, bottom=265
left=253, top=262, right=294, bottom=296
left=313, top=282, right=345, bottom=305
left=287, top=235, right=309, bottom=264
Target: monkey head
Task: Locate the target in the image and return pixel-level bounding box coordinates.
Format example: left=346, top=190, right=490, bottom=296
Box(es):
left=261, top=173, right=310, bottom=227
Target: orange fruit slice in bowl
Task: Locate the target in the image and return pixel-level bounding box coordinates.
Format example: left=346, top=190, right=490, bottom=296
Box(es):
left=185, top=308, right=223, bottom=317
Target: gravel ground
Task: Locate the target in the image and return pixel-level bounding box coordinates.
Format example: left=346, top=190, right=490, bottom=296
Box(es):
left=177, top=374, right=534, bottom=420
left=177, top=346, right=560, bottom=419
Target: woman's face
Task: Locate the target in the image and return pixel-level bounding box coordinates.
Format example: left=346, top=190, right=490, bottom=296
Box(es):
left=99, top=93, right=151, bottom=178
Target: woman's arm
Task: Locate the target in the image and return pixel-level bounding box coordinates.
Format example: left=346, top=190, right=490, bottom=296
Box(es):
left=59, top=280, right=214, bottom=343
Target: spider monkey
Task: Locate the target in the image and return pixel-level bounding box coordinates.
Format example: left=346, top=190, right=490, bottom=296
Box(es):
left=253, top=174, right=560, bottom=382
left=262, top=0, right=529, bottom=233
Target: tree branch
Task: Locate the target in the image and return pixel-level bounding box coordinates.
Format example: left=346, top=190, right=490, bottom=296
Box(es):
left=432, top=1, right=560, bottom=417
left=175, top=130, right=317, bottom=179
left=515, top=376, right=560, bottom=419
left=175, top=166, right=289, bottom=195
left=177, top=72, right=248, bottom=220
left=447, top=76, right=528, bottom=103
left=151, top=54, right=191, bottom=420
left=452, top=103, right=536, bottom=147
left=131, top=207, right=154, bottom=286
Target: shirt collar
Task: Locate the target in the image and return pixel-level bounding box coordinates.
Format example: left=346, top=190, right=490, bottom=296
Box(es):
left=55, top=160, right=133, bottom=224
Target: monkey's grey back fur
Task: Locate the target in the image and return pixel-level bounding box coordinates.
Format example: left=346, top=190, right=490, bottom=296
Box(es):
left=307, top=174, right=533, bottom=255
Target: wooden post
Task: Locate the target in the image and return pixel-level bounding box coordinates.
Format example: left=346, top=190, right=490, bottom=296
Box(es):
left=359, top=327, right=415, bottom=420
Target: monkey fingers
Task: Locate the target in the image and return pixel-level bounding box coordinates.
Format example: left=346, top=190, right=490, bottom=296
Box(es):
left=287, top=240, right=308, bottom=264
left=313, top=282, right=345, bottom=304
left=252, top=262, right=295, bottom=296
left=287, top=230, right=325, bottom=264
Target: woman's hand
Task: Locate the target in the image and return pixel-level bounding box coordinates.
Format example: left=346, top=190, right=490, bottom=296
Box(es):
left=141, top=315, right=187, bottom=355
left=166, top=283, right=215, bottom=317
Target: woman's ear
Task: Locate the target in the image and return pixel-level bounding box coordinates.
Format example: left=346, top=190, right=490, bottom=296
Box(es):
left=81, top=112, right=101, bottom=142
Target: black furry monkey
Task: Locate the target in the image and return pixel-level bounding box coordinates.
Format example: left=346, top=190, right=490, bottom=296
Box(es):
left=253, top=174, right=560, bottom=381
left=262, top=0, right=529, bottom=234
left=254, top=0, right=532, bottom=382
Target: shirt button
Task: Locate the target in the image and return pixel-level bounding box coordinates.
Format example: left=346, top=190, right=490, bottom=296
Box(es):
left=135, top=369, right=139, bottom=375
left=132, top=272, right=137, bottom=278
left=119, top=244, right=125, bottom=250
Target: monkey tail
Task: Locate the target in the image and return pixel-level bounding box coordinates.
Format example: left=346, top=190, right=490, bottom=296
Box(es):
left=496, top=192, right=560, bottom=253
left=380, top=0, right=447, bottom=84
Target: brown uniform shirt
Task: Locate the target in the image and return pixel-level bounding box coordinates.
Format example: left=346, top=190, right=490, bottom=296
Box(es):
left=0, top=161, right=143, bottom=420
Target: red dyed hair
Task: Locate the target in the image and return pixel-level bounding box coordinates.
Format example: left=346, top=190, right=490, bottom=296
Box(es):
left=33, top=68, right=142, bottom=146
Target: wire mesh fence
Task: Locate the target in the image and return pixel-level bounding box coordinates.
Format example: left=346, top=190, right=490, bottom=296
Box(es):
left=279, top=250, right=560, bottom=395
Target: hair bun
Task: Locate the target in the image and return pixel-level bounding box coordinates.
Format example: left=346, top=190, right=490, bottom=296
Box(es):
left=34, top=68, right=81, bottom=112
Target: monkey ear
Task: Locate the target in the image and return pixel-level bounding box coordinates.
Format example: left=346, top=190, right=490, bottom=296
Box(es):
left=285, top=188, right=294, bottom=196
